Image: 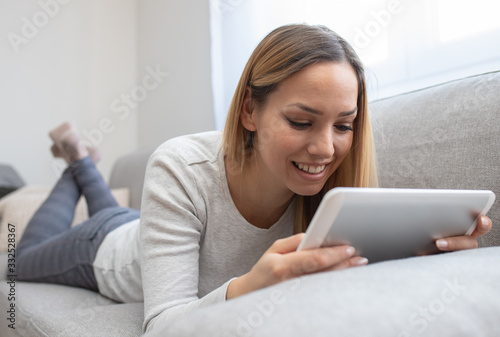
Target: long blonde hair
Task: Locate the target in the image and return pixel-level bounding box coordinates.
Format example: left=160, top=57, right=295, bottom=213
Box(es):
left=222, top=24, right=378, bottom=233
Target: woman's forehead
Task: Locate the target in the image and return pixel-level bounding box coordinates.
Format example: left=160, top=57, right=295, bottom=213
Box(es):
left=270, top=62, right=358, bottom=107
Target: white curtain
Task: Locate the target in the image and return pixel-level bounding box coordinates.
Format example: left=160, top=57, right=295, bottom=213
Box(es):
left=210, top=0, right=500, bottom=130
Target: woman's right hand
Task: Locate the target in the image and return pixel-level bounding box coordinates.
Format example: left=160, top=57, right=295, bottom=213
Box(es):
left=226, top=233, right=368, bottom=299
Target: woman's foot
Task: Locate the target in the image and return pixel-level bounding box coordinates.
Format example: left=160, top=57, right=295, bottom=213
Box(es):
left=49, top=122, right=101, bottom=164
left=50, top=144, right=64, bottom=159
left=86, top=147, right=101, bottom=164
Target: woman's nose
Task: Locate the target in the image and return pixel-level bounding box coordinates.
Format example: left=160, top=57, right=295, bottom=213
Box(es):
left=306, top=130, right=334, bottom=158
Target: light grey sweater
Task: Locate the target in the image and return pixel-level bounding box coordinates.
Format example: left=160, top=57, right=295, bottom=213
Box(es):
left=92, top=131, right=295, bottom=333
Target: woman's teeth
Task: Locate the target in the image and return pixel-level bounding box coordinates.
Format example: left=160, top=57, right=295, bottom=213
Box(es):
left=295, top=162, right=326, bottom=174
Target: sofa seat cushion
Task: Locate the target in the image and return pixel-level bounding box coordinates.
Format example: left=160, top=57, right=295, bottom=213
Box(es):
left=0, top=280, right=143, bottom=337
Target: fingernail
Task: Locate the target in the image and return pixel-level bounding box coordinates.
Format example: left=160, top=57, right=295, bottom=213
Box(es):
left=346, top=246, right=355, bottom=255
left=436, top=239, right=448, bottom=249
left=481, top=217, right=491, bottom=226
left=357, top=257, right=369, bottom=265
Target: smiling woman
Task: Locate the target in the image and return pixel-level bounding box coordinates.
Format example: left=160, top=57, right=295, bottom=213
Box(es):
left=12, top=23, right=493, bottom=335
left=222, top=24, right=378, bottom=233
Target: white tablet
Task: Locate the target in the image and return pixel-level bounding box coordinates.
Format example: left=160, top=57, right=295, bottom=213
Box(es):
left=297, top=188, right=495, bottom=263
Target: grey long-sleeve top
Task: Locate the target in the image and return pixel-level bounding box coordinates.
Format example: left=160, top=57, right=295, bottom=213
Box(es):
left=92, top=131, right=295, bottom=333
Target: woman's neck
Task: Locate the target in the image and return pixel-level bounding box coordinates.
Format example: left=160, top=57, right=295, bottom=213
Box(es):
left=225, top=156, right=294, bottom=229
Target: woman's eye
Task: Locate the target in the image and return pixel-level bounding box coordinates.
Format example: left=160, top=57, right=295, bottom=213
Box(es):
left=335, top=124, right=353, bottom=132
left=287, top=119, right=311, bottom=129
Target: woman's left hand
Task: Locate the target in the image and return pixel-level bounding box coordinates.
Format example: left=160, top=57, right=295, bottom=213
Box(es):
left=435, top=215, right=492, bottom=251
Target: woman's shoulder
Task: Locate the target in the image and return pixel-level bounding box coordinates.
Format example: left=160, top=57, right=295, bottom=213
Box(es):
left=150, top=130, right=222, bottom=166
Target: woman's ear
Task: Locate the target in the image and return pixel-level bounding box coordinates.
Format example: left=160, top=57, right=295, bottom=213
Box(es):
left=240, top=87, right=257, bottom=132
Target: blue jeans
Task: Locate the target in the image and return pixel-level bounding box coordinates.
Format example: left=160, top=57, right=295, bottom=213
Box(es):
left=16, top=156, right=140, bottom=291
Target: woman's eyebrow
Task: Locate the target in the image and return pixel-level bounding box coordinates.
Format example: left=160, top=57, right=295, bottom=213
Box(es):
left=286, top=103, right=357, bottom=117
left=286, top=103, right=323, bottom=115
left=339, top=107, right=358, bottom=117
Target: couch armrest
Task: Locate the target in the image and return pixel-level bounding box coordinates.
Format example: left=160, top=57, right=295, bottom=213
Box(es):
left=0, top=164, right=25, bottom=199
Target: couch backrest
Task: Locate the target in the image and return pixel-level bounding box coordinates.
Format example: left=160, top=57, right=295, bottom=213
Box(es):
left=370, top=71, right=500, bottom=247
left=109, top=148, right=154, bottom=210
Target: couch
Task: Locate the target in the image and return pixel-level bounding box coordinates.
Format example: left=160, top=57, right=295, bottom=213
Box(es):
left=1, top=70, right=499, bottom=336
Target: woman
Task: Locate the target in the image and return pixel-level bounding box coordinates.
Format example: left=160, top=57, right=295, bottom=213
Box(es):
left=17, top=24, right=492, bottom=333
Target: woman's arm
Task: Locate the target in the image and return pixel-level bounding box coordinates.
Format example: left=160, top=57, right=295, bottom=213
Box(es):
left=140, top=144, right=218, bottom=332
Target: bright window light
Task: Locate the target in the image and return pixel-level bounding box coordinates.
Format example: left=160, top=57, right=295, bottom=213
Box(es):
left=302, top=0, right=390, bottom=65
left=210, top=0, right=500, bottom=126
left=438, top=0, right=500, bottom=42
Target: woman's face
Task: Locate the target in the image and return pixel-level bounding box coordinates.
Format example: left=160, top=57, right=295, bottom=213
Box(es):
left=242, top=61, right=359, bottom=197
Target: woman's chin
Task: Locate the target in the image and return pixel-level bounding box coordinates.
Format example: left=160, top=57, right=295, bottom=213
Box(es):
left=291, top=184, right=325, bottom=197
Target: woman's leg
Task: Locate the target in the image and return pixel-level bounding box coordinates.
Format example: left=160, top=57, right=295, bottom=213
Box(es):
left=17, top=154, right=119, bottom=254
left=15, top=161, right=104, bottom=288
left=16, top=207, right=140, bottom=290
left=69, top=156, right=118, bottom=217
left=16, top=157, right=138, bottom=290
left=16, top=121, right=123, bottom=290
left=17, top=167, right=81, bottom=254
left=49, top=122, right=117, bottom=216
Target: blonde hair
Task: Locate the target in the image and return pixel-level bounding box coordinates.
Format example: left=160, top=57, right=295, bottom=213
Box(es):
left=222, top=24, right=378, bottom=233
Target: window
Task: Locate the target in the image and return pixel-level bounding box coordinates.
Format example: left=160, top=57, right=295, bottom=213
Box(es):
left=210, top=0, right=500, bottom=129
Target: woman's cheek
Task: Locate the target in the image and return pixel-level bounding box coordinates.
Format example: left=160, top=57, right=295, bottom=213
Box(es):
left=334, top=134, right=352, bottom=157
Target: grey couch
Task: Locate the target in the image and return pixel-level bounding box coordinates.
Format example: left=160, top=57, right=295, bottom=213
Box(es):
left=1, top=71, right=499, bottom=336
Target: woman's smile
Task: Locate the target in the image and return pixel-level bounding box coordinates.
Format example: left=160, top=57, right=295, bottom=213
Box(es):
left=291, top=161, right=331, bottom=182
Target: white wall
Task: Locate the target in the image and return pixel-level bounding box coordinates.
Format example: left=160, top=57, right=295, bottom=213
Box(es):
left=136, top=0, right=215, bottom=150
left=0, top=0, right=138, bottom=185
left=0, top=0, right=215, bottom=186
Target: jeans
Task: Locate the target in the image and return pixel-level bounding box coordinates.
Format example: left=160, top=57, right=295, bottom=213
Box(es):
left=16, top=156, right=140, bottom=291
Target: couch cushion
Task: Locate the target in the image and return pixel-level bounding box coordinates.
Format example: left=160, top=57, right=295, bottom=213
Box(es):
left=370, top=71, right=500, bottom=247
left=144, top=246, right=500, bottom=337
left=0, top=278, right=143, bottom=337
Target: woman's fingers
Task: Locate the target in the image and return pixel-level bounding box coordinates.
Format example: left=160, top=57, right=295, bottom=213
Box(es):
left=435, top=215, right=492, bottom=252
left=230, top=237, right=369, bottom=299
left=268, top=233, right=306, bottom=254
left=283, top=245, right=359, bottom=278
left=267, top=234, right=368, bottom=279
left=435, top=235, right=478, bottom=251
left=470, top=215, right=492, bottom=238
left=321, top=256, right=369, bottom=272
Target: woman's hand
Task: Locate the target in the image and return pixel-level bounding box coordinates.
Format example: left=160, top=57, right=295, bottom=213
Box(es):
left=435, top=215, right=492, bottom=251
left=226, top=233, right=368, bottom=300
